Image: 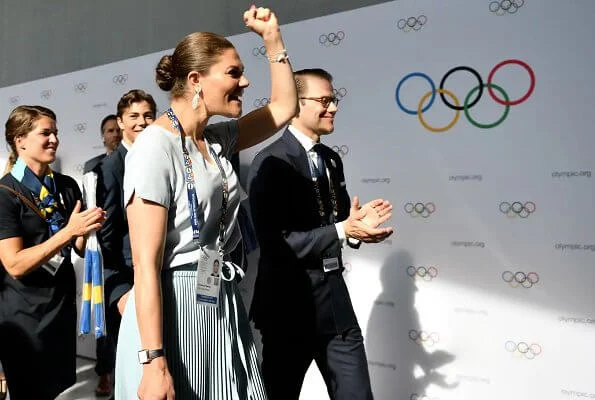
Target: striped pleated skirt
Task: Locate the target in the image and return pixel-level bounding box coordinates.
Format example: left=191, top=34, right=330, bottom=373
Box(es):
left=115, top=265, right=268, bottom=399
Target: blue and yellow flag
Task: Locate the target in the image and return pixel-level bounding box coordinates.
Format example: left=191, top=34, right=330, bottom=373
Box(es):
left=79, top=172, right=106, bottom=338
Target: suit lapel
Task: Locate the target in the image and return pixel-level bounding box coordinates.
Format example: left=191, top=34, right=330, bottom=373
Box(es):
left=114, top=143, right=127, bottom=191
left=280, top=129, right=311, bottom=180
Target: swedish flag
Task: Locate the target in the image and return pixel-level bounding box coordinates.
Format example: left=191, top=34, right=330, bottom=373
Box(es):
left=79, top=172, right=106, bottom=338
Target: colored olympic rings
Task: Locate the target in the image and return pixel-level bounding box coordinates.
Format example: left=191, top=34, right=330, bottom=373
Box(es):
left=395, top=59, right=535, bottom=132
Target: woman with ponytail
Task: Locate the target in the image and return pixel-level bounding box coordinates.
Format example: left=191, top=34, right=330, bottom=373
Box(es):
left=115, top=5, right=296, bottom=400
left=0, top=105, right=105, bottom=399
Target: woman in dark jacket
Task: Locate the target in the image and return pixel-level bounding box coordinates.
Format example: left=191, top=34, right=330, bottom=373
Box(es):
left=0, top=105, right=105, bottom=399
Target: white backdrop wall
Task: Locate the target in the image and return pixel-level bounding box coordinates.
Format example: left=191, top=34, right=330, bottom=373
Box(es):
left=1, top=1, right=595, bottom=399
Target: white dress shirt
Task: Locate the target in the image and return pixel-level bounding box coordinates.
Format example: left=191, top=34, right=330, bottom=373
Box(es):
left=287, top=125, right=348, bottom=245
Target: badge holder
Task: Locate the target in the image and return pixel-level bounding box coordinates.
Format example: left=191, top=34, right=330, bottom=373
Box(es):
left=323, top=257, right=340, bottom=273
left=195, top=247, right=223, bottom=307
left=41, top=253, right=65, bottom=276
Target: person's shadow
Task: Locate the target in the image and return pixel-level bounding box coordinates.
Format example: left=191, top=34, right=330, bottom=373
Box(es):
left=366, top=250, right=458, bottom=399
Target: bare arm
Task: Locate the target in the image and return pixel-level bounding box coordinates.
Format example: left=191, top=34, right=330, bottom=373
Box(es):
left=0, top=201, right=104, bottom=279
left=127, top=193, right=174, bottom=397
left=237, top=7, right=297, bottom=151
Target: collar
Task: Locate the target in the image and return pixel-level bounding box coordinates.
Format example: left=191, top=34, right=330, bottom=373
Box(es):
left=288, top=125, right=319, bottom=152
left=121, top=139, right=131, bottom=151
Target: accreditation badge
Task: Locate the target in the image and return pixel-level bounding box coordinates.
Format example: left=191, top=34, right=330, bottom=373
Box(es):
left=323, top=257, right=340, bottom=273
left=41, top=253, right=65, bottom=276
left=195, top=247, right=222, bottom=307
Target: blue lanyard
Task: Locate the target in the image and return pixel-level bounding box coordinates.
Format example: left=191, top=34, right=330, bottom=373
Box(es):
left=166, top=108, right=229, bottom=247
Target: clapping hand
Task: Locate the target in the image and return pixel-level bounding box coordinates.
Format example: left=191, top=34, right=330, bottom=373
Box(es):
left=356, top=197, right=393, bottom=228
left=343, top=196, right=394, bottom=243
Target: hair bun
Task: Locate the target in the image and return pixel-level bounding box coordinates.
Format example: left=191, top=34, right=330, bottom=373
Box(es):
left=156, top=55, right=175, bottom=91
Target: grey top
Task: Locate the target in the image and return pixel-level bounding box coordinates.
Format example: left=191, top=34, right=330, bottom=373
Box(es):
left=123, top=120, right=243, bottom=268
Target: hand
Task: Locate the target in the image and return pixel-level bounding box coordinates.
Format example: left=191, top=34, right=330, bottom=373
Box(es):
left=343, top=196, right=394, bottom=243
left=65, top=201, right=106, bottom=238
left=355, top=197, right=393, bottom=228
left=138, top=359, right=175, bottom=400
left=243, top=5, right=279, bottom=38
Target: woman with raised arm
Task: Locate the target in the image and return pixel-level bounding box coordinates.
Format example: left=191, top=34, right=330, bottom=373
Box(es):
left=114, top=6, right=296, bottom=400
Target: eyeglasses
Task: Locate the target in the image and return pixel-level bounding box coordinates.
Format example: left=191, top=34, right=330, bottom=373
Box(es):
left=299, top=96, right=340, bottom=108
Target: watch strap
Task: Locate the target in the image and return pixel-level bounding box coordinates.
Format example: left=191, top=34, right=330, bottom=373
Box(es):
left=138, top=348, right=165, bottom=364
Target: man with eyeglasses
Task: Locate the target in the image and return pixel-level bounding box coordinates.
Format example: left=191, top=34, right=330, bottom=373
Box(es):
left=248, top=68, right=394, bottom=399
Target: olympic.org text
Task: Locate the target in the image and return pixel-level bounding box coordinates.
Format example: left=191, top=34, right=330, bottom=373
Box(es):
left=559, top=316, right=595, bottom=325
left=561, top=389, right=595, bottom=398
left=555, top=243, right=595, bottom=252
left=451, top=241, right=485, bottom=248
left=552, top=170, right=591, bottom=178
left=361, top=177, right=391, bottom=184
left=454, top=307, right=489, bottom=316
left=449, top=174, right=482, bottom=182
left=368, top=360, right=397, bottom=371
left=455, top=374, right=490, bottom=385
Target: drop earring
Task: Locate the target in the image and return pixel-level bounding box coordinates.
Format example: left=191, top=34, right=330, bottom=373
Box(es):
left=191, top=85, right=202, bottom=110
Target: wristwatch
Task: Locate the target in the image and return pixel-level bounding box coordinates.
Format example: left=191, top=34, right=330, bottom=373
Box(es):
left=137, top=348, right=165, bottom=364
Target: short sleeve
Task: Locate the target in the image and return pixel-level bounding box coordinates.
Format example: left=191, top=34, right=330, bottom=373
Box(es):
left=123, top=127, right=174, bottom=209
left=204, top=120, right=239, bottom=159
left=0, top=187, right=24, bottom=240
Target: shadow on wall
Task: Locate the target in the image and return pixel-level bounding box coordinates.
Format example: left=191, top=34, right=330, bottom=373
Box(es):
left=366, top=250, right=458, bottom=400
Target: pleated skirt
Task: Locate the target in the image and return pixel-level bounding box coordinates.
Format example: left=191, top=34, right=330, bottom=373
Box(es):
left=115, top=265, right=267, bottom=400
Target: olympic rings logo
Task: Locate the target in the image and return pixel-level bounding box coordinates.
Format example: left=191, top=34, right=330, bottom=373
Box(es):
left=319, top=31, right=345, bottom=46
left=333, top=87, right=347, bottom=100
left=9, top=96, right=20, bottom=105
left=499, top=201, right=536, bottom=218
left=408, top=330, right=439, bottom=346
left=502, top=271, right=539, bottom=288
left=404, top=202, right=436, bottom=218
left=74, top=123, right=87, bottom=134
left=505, top=341, right=542, bottom=359
left=74, top=82, right=88, bottom=93
left=395, top=59, right=535, bottom=132
left=410, top=394, right=438, bottom=400
left=112, top=74, right=128, bottom=85
left=253, top=97, right=270, bottom=107
left=331, top=145, right=349, bottom=158
left=252, top=46, right=267, bottom=58
left=40, top=90, right=52, bottom=100
left=489, top=0, right=524, bottom=15
left=407, top=266, right=438, bottom=281
left=397, top=15, right=428, bottom=32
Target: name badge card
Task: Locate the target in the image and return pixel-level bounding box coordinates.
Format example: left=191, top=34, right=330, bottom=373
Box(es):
left=195, top=247, right=222, bottom=307
left=42, top=253, right=65, bottom=276
left=323, top=257, right=340, bottom=273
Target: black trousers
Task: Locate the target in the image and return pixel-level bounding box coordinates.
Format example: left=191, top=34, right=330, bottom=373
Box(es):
left=94, top=303, right=121, bottom=376
left=260, top=325, right=373, bottom=400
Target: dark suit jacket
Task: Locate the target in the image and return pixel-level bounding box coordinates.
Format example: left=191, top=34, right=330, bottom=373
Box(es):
left=83, top=153, right=106, bottom=174
left=248, top=129, right=358, bottom=335
left=97, top=143, right=132, bottom=309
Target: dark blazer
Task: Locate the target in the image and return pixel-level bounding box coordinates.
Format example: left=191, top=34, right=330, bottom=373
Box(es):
left=97, top=143, right=132, bottom=309
left=248, top=129, right=358, bottom=335
left=83, top=153, right=106, bottom=174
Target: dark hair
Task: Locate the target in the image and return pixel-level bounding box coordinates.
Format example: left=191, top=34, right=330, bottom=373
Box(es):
left=100, top=114, right=117, bottom=135
left=155, top=32, right=235, bottom=98
left=294, top=68, right=334, bottom=98
left=116, top=89, right=157, bottom=118
left=4, top=105, right=57, bottom=170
